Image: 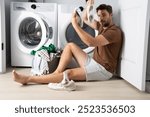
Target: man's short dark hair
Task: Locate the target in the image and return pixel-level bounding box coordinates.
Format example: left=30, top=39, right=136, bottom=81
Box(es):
left=96, top=4, right=113, bottom=14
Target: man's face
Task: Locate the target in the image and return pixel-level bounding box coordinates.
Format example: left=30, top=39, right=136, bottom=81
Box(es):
left=97, top=9, right=112, bottom=27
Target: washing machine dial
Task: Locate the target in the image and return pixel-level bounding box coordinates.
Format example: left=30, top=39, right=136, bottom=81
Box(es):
left=31, top=4, right=36, bottom=9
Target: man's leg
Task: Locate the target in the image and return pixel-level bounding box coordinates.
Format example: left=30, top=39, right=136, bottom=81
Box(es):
left=12, top=70, right=63, bottom=84
left=12, top=67, right=86, bottom=84
left=54, top=43, right=87, bottom=73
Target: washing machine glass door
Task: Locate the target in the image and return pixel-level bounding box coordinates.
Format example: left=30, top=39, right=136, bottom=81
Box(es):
left=65, top=22, right=95, bottom=53
left=17, top=12, right=51, bottom=54
left=19, top=17, right=42, bottom=47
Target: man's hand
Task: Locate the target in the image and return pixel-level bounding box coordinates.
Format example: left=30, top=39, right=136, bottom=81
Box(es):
left=87, top=0, right=94, bottom=6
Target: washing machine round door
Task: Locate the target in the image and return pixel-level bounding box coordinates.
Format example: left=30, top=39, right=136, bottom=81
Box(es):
left=16, top=12, right=52, bottom=54
left=65, top=22, right=95, bottom=53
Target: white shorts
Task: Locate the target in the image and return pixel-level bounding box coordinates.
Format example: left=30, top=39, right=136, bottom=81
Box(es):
left=84, top=55, right=113, bottom=81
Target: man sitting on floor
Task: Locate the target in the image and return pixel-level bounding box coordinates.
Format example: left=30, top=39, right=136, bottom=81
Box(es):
left=12, top=0, right=123, bottom=91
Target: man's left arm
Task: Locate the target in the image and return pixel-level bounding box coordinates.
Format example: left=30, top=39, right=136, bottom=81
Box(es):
left=72, top=12, right=110, bottom=47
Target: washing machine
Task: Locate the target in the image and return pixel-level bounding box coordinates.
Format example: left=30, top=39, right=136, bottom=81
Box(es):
left=58, top=4, right=97, bottom=54
left=11, top=2, right=57, bottom=67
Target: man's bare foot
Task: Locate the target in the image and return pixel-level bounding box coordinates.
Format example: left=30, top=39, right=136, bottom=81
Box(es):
left=12, top=70, right=30, bottom=85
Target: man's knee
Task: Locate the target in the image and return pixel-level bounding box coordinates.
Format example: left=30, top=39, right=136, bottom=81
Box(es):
left=63, top=43, right=77, bottom=53
left=64, top=42, right=74, bottom=50
left=67, top=42, right=77, bottom=49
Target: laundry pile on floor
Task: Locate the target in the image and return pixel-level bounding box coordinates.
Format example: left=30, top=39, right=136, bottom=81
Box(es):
left=30, top=44, right=58, bottom=76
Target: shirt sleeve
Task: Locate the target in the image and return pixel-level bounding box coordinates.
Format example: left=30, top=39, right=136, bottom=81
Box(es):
left=102, top=28, right=120, bottom=44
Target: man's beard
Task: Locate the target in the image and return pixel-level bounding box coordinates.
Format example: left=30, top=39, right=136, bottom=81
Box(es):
left=101, top=21, right=110, bottom=27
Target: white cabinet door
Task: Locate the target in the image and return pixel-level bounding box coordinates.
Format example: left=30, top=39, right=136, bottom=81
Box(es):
left=0, top=0, right=6, bottom=73
left=119, top=0, right=150, bottom=91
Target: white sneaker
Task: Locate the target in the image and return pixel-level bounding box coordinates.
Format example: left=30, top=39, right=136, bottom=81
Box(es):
left=48, top=71, right=76, bottom=91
